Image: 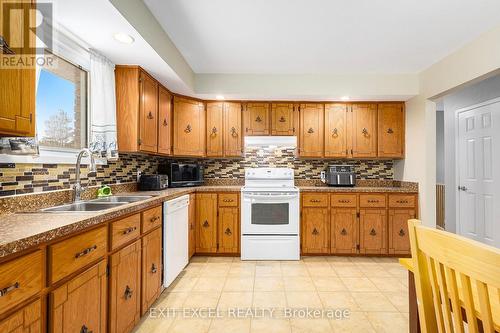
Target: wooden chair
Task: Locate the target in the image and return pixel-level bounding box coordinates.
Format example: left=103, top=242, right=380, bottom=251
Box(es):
left=407, top=219, right=500, bottom=333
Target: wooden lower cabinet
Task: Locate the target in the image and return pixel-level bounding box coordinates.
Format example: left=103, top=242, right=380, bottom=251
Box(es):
left=141, top=228, right=162, bottom=315
left=196, top=193, right=218, bottom=253
left=301, top=207, right=330, bottom=254
left=388, top=209, right=415, bottom=255
left=331, top=208, right=358, bottom=254
left=188, top=193, right=196, bottom=258
left=218, top=207, right=239, bottom=253
left=359, top=209, right=387, bottom=254
left=50, top=260, right=107, bottom=333
left=0, top=299, right=42, bottom=333
left=110, top=240, right=141, bottom=333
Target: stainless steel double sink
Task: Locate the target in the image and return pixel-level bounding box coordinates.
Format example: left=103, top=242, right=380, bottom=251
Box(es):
left=40, top=196, right=153, bottom=212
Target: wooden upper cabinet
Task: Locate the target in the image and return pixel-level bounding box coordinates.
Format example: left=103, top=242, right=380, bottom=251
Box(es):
left=299, top=104, right=324, bottom=157
left=206, top=102, right=224, bottom=157
left=378, top=103, right=405, bottom=158
left=196, top=193, right=218, bottom=253
left=244, top=102, right=270, bottom=135
left=324, top=103, right=349, bottom=158
left=139, top=72, right=159, bottom=153
left=0, top=0, right=35, bottom=137
left=351, top=103, right=377, bottom=158
left=173, top=96, right=205, bottom=157
left=223, top=102, right=242, bottom=157
left=50, top=260, right=107, bottom=333
left=157, top=86, right=172, bottom=155
left=271, top=103, right=295, bottom=135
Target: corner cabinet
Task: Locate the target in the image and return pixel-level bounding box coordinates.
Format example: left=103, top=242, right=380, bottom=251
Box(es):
left=299, top=104, right=324, bottom=157
left=173, top=96, right=205, bottom=157
left=158, top=86, right=173, bottom=155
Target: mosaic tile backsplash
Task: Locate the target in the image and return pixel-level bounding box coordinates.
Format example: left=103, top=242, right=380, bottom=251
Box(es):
left=0, top=148, right=393, bottom=196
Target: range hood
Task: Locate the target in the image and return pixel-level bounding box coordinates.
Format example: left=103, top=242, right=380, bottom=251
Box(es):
left=244, top=136, right=297, bottom=148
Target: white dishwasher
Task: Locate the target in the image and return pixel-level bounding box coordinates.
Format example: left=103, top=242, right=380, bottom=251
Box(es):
left=163, top=194, right=189, bottom=287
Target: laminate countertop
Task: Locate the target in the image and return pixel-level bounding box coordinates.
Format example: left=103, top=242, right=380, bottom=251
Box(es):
left=0, top=184, right=417, bottom=259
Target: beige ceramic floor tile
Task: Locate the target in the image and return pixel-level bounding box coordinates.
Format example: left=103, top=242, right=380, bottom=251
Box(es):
left=193, top=277, right=227, bottom=292
left=168, top=318, right=212, bottom=333
left=281, top=264, right=310, bottom=277
left=290, top=318, right=333, bottom=333
left=331, top=264, right=365, bottom=277
left=207, top=257, right=234, bottom=263
left=284, top=276, right=316, bottom=291
left=254, top=276, right=285, bottom=291
left=286, top=292, right=323, bottom=308
left=385, top=266, right=408, bottom=279
left=253, top=291, right=287, bottom=308
left=255, top=263, right=282, bottom=277
left=168, top=277, right=199, bottom=292
left=218, top=291, right=253, bottom=310
left=366, top=311, right=409, bottom=333
left=302, top=256, right=328, bottom=263
left=306, top=265, right=337, bottom=277
left=224, top=276, right=255, bottom=291
left=311, top=277, right=346, bottom=292
left=157, top=292, right=190, bottom=309
left=383, top=291, right=409, bottom=313
left=201, top=263, right=231, bottom=277
left=228, top=265, right=256, bottom=277
left=369, top=277, right=407, bottom=292
left=317, top=292, right=359, bottom=311
left=328, top=311, right=375, bottom=333
left=371, top=257, right=398, bottom=264
left=183, top=292, right=221, bottom=308
left=340, top=277, right=377, bottom=292
left=251, top=318, right=292, bottom=333
left=325, top=256, right=353, bottom=263
left=350, top=292, right=398, bottom=312
left=358, top=266, right=393, bottom=278
left=208, top=318, right=251, bottom=333
left=190, top=256, right=209, bottom=263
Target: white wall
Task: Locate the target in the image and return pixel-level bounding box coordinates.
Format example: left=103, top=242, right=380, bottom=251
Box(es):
left=436, top=111, right=445, bottom=184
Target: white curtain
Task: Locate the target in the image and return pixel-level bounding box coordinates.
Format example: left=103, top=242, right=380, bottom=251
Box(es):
left=89, top=49, right=118, bottom=160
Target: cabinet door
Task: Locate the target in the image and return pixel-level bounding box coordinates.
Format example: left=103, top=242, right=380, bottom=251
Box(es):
left=299, top=104, right=324, bottom=157
left=139, top=72, right=158, bottom=153
left=157, top=86, right=172, bottom=155
left=325, top=103, right=349, bottom=158
left=351, top=103, right=377, bottom=158
left=224, top=102, right=242, bottom=157
left=271, top=103, right=294, bottom=135
left=206, top=102, right=224, bottom=157
left=331, top=208, right=358, bottom=254
left=378, top=103, right=404, bottom=158
left=218, top=207, right=239, bottom=253
left=110, top=240, right=141, bottom=333
left=244, top=103, right=269, bottom=135
left=388, top=209, right=415, bottom=255
left=0, top=299, right=41, bottom=333
left=50, top=261, right=107, bottom=333
left=0, top=0, right=35, bottom=136
left=359, top=209, right=387, bottom=254
left=196, top=193, right=218, bottom=253
left=141, top=228, right=162, bottom=315
left=301, top=207, right=329, bottom=254
left=188, top=193, right=196, bottom=258
left=173, top=97, right=206, bottom=156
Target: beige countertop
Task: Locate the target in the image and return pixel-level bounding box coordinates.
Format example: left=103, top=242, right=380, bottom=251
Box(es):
left=0, top=184, right=417, bottom=259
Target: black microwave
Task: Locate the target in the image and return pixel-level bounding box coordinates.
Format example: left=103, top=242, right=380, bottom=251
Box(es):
left=158, top=162, right=204, bottom=188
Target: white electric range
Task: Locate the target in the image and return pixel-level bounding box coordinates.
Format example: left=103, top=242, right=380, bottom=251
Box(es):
left=241, top=168, right=300, bottom=260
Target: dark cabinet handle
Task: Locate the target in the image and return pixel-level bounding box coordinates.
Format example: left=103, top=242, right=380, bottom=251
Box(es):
left=387, top=128, right=394, bottom=134
left=396, top=200, right=408, bottom=204
left=332, top=128, right=338, bottom=137
left=150, top=216, right=160, bottom=223
left=223, top=199, right=234, bottom=202
left=312, top=228, right=319, bottom=235
left=367, top=199, right=379, bottom=203
left=399, top=229, right=406, bottom=237
left=0, top=282, right=19, bottom=297
left=279, top=116, right=286, bottom=122
left=362, top=128, right=368, bottom=135
left=255, top=116, right=262, bottom=123
left=338, top=199, right=350, bottom=203
left=340, top=228, right=347, bottom=236
left=230, top=127, right=238, bottom=137
left=211, top=126, right=217, bottom=135
left=124, top=285, right=133, bottom=300
left=75, top=245, right=97, bottom=259
left=307, top=128, right=314, bottom=134
left=369, top=229, right=377, bottom=236
left=203, top=220, right=209, bottom=228
left=147, top=111, right=154, bottom=120
left=151, top=263, right=157, bottom=274
left=310, top=199, right=321, bottom=203
left=225, top=228, right=232, bottom=236
left=80, top=325, right=93, bottom=333
left=163, top=119, right=168, bottom=126
left=123, top=226, right=137, bottom=235
left=184, top=124, right=192, bottom=133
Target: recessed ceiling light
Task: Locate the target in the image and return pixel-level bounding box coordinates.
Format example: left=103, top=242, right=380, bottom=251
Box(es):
left=216, top=95, right=225, bottom=100
left=340, top=96, right=350, bottom=101
left=113, top=33, right=135, bottom=44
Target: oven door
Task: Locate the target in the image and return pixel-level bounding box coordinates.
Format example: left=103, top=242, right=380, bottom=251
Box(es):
left=242, top=191, right=299, bottom=235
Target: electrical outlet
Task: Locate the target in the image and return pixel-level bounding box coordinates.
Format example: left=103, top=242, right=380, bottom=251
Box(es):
left=137, top=170, right=142, bottom=180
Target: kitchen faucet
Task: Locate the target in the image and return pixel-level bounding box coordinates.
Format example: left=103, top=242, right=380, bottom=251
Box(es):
left=74, top=148, right=97, bottom=202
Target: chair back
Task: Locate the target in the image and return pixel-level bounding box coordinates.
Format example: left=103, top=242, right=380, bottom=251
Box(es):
left=408, top=219, right=500, bottom=333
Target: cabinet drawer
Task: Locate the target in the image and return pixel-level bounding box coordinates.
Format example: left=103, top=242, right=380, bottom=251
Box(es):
left=142, top=206, right=162, bottom=234
left=111, top=213, right=141, bottom=250
left=49, top=226, right=107, bottom=284
left=218, top=193, right=238, bottom=207
left=331, top=194, right=357, bottom=208
left=0, top=251, right=42, bottom=315
left=359, top=194, right=386, bottom=208
left=302, top=193, right=329, bottom=207
left=388, top=195, right=416, bottom=208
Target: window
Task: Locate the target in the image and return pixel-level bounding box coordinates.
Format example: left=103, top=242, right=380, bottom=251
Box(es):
left=36, top=51, right=88, bottom=151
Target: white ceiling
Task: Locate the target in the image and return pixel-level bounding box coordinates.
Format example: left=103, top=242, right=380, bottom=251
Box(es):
left=144, top=0, right=500, bottom=74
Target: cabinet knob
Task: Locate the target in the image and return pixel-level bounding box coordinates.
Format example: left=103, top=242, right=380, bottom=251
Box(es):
left=399, top=229, right=406, bottom=237
left=203, top=220, right=209, bottom=228
left=211, top=126, right=218, bottom=135
left=225, top=228, right=232, bottom=236
left=151, top=263, right=157, bottom=274
left=147, top=111, right=154, bottom=120
left=340, top=228, right=347, bottom=236
left=332, top=128, right=338, bottom=137
left=230, top=127, right=238, bottom=137
left=184, top=124, right=192, bottom=133
left=369, top=229, right=377, bottom=236
left=255, top=116, right=262, bottom=123
left=312, top=228, right=319, bottom=235
left=387, top=128, right=394, bottom=134
left=307, top=127, right=314, bottom=134
left=163, top=119, right=168, bottom=126
left=124, top=285, right=133, bottom=300
left=279, top=116, right=286, bottom=122
left=362, top=128, right=368, bottom=135
left=80, top=325, right=93, bottom=333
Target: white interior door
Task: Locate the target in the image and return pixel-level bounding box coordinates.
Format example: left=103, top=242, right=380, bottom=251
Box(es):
left=457, top=100, right=500, bottom=248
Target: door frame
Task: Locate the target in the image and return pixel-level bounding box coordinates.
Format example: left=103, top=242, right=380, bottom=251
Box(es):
left=454, top=96, right=500, bottom=240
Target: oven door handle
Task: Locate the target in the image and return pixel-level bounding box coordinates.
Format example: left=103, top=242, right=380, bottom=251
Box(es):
left=244, top=193, right=298, bottom=199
